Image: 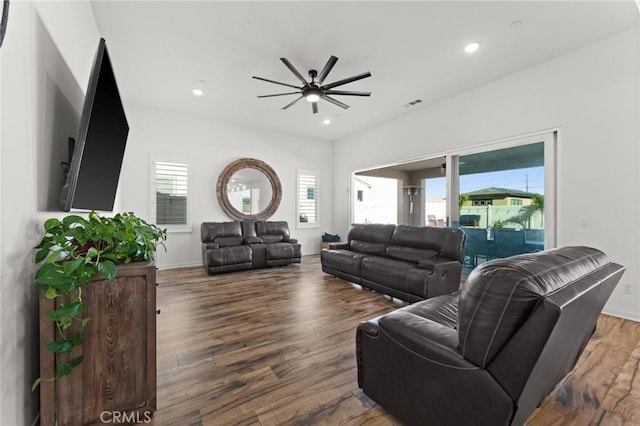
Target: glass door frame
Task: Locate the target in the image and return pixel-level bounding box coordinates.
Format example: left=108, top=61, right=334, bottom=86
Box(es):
left=446, top=130, right=558, bottom=249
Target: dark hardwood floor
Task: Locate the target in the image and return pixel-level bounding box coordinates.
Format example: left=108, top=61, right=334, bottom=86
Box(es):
left=151, top=255, right=640, bottom=425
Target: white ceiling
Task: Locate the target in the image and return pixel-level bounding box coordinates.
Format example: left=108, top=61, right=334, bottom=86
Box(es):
left=90, top=1, right=639, bottom=142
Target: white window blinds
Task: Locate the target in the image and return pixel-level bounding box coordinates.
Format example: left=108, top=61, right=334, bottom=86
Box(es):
left=153, top=160, right=189, bottom=226
left=298, top=172, right=318, bottom=226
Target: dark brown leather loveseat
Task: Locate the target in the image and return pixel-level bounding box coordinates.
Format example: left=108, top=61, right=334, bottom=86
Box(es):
left=201, top=220, right=301, bottom=275
left=356, top=246, right=625, bottom=425
left=321, top=224, right=466, bottom=302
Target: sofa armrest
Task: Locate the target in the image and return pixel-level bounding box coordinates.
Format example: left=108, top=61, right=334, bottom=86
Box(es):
left=418, top=258, right=462, bottom=298
left=357, top=310, right=514, bottom=425
left=203, top=242, right=220, bottom=250
left=379, top=311, right=468, bottom=367
left=328, top=242, right=349, bottom=250
left=244, top=236, right=263, bottom=244
left=357, top=310, right=474, bottom=389
left=418, top=258, right=459, bottom=271
left=284, top=238, right=298, bottom=244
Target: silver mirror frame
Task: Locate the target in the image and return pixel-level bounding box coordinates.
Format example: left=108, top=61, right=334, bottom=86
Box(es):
left=216, top=158, right=282, bottom=221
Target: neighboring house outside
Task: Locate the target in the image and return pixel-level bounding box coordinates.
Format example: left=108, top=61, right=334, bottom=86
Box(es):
left=460, top=187, right=543, bottom=230
left=461, top=187, right=535, bottom=207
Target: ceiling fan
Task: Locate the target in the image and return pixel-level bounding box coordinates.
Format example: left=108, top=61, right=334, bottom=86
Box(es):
left=252, top=56, right=372, bottom=114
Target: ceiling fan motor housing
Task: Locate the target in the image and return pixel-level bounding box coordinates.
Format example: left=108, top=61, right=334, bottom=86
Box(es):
left=302, top=85, right=322, bottom=101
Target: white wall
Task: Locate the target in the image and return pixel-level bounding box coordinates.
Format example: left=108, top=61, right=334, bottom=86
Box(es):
left=118, top=105, right=333, bottom=268
left=0, top=2, right=100, bottom=424
left=333, top=28, right=640, bottom=320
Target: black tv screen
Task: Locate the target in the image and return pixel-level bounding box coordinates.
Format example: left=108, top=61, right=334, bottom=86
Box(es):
left=59, top=38, right=129, bottom=212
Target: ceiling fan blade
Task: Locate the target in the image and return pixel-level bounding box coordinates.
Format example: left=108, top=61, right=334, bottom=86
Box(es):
left=324, top=90, right=371, bottom=97
left=316, top=56, right=338, bottom=85
left=280, top=58, right=308, bottom=85
left=252, top=76, right=301, bottom=90
left=322, top=95, right=350, bottom=110
left=312, top=102, right=318, bottom=114
left=322, top=71, right=372, bottom=90
left=281, top=96, right=304, bottom=110
left=257, top=92, right=301, bottom=98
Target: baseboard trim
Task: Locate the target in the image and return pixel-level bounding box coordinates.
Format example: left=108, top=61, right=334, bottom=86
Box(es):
left=603, top=307, right=640, bottom=322
left=158, top=254, right=320, bottom=271
left=157, top=262, right=201, bottom=270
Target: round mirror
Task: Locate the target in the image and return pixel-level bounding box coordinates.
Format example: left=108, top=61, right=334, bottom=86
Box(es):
left=216, top=158, right=282, bottom=220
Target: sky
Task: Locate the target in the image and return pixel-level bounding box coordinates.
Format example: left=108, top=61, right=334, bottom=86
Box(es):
left=426, top=166, right=544, bottom=201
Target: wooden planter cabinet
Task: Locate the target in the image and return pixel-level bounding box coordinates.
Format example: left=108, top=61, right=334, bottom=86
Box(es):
left=39, top=262, right=157, bottom=426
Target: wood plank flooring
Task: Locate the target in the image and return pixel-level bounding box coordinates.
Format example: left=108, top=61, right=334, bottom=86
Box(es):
left=151, top=255, right=640, bottom=425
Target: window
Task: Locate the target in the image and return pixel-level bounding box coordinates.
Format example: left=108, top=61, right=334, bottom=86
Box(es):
left=452, top=132, right=557, bottom=276
left=472, top=199, right=493, bottom=206
left=151, top=158, right=190, bottom=232
left=297, top=170, right=318, bottom=227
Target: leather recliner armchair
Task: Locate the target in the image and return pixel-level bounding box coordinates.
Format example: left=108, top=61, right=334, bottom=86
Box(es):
left=357, top=246, right=625, bottom=426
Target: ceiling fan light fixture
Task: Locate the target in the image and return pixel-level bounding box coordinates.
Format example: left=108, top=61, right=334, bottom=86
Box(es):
left=305, top=89, right=321, bottom=103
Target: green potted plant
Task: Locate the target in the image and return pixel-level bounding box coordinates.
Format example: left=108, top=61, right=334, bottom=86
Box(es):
left=32, top=211, right=166, bottom=390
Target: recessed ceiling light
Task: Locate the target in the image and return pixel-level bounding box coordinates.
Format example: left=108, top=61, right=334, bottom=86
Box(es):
left=192, top=88, right=204, bottom=96
left=464, top=42, right=481, bottom=54
left=323, top=118, right=331, bottom=125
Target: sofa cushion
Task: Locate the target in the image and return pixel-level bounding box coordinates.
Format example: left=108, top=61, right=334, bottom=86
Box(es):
left=348, top=223, right=396, bottom=245
left=350, top=240, right=388, bottom=256
left=214, top=236, right=244, bottom=247
left=457, top=246, right=610, bottom=367
left=391, top=225, right=465, bottom=261
left=400, top=292, right=460, bottom=329
left=265, top=242, right=294, bottom=260
left=242, top=221, right=257, bottom=237
left=201, top=221, right=242, bottom=242
left=361, top=256, right=430, bottom=298
left=207, top=245, right=252, bottom=266
left=256, top=221, right=290, bottom=239
left=321, top=249, right=367, bottom=277
left=385, top=245, right=438, bottom=264
left=261, top=234, right=283, bottom=243
left=347, top=223, right=396, bottom=256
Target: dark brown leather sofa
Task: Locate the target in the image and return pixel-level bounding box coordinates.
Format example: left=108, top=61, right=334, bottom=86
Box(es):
left=357, top=246, right=625, bottom=426
left=201, top=220, right=301, bottom=275
left=321, top=224, right=466, bottom=302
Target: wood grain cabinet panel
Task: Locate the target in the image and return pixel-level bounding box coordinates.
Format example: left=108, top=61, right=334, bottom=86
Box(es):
left=39, top=262, right=157, bottom=426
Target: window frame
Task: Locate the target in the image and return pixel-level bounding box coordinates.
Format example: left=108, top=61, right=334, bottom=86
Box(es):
left=296, top=169, right=319, bottom=229
left=150, top=155, right=192, bottom=233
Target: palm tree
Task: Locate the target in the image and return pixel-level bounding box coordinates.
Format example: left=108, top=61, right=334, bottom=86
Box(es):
left=505, top=194, right=544, bottom=229
left=459, top=193, right=469, bottom=211
left=531, top=194, right=544, bottom=227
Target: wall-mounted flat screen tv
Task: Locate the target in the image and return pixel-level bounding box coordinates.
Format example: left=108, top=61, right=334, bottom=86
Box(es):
left=58, top=38, right=129, bottom=212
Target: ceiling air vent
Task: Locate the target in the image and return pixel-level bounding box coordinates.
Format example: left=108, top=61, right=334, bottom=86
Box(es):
left=404, top=99, right=423, bottom=107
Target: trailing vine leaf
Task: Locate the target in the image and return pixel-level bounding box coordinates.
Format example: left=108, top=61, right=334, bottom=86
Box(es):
left=45, top=286, right=59, bottom=299
left=96, top=260, right=117, bottom=280
left=32, top=211, right=166, bottom=390
left=31, top=378, right=43, bottom=392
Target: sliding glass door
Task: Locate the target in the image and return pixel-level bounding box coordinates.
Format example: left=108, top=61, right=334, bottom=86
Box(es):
left=348, top=132, right=556, bottom=276
left=448, top=132, right=556, bottom=273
